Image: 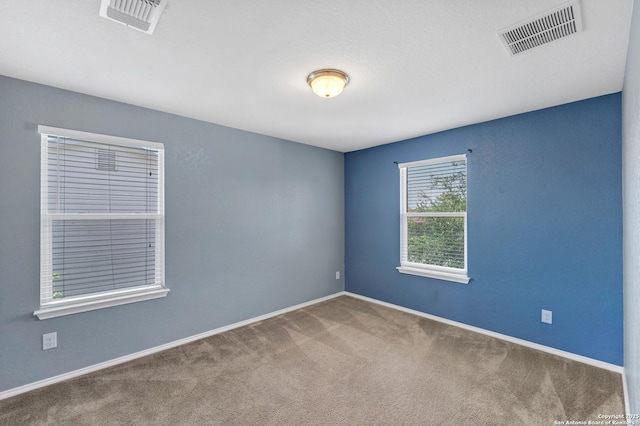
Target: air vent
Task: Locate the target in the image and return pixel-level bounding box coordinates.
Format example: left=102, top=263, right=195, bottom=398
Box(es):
left=96, top=149, right=116, bottom=171
left=99, top=0, right=168, bottom=35
left=498, top=1, right=583, bottom=56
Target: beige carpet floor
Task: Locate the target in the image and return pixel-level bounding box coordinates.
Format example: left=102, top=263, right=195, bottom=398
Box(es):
left=0, top=295, right=625, bottom=425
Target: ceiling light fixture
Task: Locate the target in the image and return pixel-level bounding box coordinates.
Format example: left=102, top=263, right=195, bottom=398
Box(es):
left=307, top=69, right=350, bottom=98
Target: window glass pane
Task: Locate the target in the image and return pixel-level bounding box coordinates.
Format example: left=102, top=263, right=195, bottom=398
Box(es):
left=51, top=219, right=156, bottom=298
left=407, top=160, right=466, bottom=213
left=407, top=216, right=464, bottom=269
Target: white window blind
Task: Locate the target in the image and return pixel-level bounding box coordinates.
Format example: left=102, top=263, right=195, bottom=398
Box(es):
left=397, top=154, right=470, bottom=284
left=36, top=126, right=168, bottom=319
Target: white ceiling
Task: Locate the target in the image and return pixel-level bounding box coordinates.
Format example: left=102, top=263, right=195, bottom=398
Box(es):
left=0, top=0, right=633, bottom=152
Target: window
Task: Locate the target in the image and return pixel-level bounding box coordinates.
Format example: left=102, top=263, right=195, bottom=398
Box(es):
left=397, top=154, right=469, bottom=284
left=35, top=126, right=168, bottom=319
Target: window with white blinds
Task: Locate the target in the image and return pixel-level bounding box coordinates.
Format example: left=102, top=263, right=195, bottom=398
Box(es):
left=397, top=154, right=470, bottom=284
left=35, top=126, right=168, bottom=319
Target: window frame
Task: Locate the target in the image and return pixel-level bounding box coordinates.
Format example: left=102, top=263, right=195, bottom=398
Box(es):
left=396, top=154, right=470, bottom=284
left=35, top=126, right=168, bottom=320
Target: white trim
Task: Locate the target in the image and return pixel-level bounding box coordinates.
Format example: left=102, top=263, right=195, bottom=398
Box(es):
left=623, top=371, right=631, bottom=417
left=399, top=166, right=407, bottom=262
left=2, top=292, right=344, bottom=401
left=344, top=292, right=624, bottom=374
left=38, top=125, right=163, bottom=150
left=40, top=134, right=52, bottom=306
left=397, top=266, right=471, bottom=284
left=34, top=288, right=170, bottom=320
left=398, top=154, right=466, bottom=169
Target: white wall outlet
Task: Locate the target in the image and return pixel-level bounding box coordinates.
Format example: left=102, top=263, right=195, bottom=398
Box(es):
left=336, top=271, right=341, bottom=280
left=43, top=332, right=57, bottom=350
left=541, top=309, right=553, bottom=324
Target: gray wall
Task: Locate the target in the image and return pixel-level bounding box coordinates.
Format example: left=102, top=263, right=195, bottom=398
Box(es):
left=0, top=75, right=344, bottom=393
left=624, top=0, right=640, bottom=414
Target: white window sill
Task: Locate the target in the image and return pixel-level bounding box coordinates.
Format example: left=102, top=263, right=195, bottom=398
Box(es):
left=397, top=266, right=470, bottom=284
left=34, top=287, right=170, bottom=320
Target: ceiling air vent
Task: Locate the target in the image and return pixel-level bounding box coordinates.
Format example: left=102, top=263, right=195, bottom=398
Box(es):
left=99, top=0, right=168, bottom=35
left=498, top=1, right=583, bottom=56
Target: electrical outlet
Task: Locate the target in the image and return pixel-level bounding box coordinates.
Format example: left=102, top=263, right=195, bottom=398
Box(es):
left=336, top=271, right=341, bottom=280
left=541, top=310, right=553, bottom=324
left=43, top=332, right=57, bottom=350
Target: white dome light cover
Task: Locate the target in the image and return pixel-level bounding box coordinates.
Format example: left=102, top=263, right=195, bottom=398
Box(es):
left=307, top=69, right=350, bottom=98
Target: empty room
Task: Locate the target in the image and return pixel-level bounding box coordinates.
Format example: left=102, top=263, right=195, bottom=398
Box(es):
left=1, top=0, right=640, bottom=424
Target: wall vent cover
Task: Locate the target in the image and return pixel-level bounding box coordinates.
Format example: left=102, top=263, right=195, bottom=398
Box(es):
left=99, top=0, right=168, bottom=35
left=498, top=1, right=583, bottom=56
left=96, top=149, right=117, bottom=171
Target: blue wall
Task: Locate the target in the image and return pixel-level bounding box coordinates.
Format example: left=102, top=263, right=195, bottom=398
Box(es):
left=345, top=94, right=623, bottom=365
left=0, top=75, right=344, bottom=393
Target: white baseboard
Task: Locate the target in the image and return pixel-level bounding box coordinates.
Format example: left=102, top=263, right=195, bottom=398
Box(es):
left=344, top=292, right=625, bottom=374
left=623, top=370, right=631, bottom=416
left=0, top=292, right=343, bottom=401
